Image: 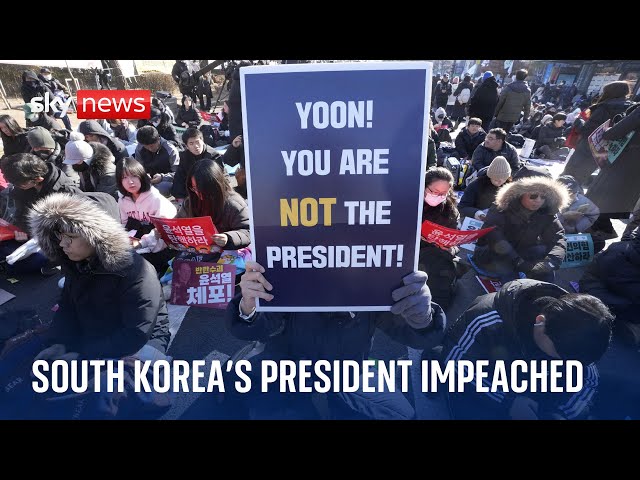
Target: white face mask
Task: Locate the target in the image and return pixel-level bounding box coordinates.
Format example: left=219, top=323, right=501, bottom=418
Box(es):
left=43, top=74, right=52, bottom=81
left=425, top=192, right=447, bottom=207
left=27, top=114, right=39, bottom=122
left=151, top=120, right=160, bottom=127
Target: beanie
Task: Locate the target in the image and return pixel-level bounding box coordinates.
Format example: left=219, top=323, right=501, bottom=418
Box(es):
left=64, top=140, right=94, bottom=165
left=486, top=156, right=512, bottom=183
left=482, top=71, right=494, bottom=81
left=27, top=126, right=55, bottom=150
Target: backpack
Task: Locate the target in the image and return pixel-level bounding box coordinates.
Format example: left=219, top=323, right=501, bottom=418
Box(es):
left=457, top=88, right=471, bottom=104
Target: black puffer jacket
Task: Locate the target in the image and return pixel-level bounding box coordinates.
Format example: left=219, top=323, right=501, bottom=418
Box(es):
left=458, top=167, right=505, bottom=218
left=171, top=145, right=223, bottom=200
left=28, top=193, right=170, bottom=358
left=467, top=77, right=499, bottom=122
left=454, top=127, right=486, bottom=159
left=474, top=176, right=570, bottom=268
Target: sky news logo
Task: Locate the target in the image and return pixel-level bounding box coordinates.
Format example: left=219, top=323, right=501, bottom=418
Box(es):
left=76, top=90, right=151, bottom=119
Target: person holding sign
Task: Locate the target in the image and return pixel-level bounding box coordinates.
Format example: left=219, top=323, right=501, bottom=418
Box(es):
left=176, top=158, right=250, bottom=261
left=419, top=167, right=461, bottom=309
left=223, top=260, right=446, bottom=420
left=561, top=81, right=632, bottom=187
left=472, top=176, right=570, bottom=283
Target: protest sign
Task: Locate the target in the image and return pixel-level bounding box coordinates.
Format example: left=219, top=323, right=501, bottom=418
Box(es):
left=421, top=220, right=494, bottom=249
left=588, top=119, right=610, bottom=168
left=458, top=216, right=486, bottom=251
left=150, top=216, right=218, bottom=254
left=560, top=233, right=594, bottom=269
left=171, top=260, right=236, bottom=309
left=241, top=62, right=432, bottom=310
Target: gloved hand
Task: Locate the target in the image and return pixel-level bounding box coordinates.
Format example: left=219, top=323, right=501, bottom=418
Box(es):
left=390, top=271, right=433, bottom=329
left=530, top=259, right=554, bottom=276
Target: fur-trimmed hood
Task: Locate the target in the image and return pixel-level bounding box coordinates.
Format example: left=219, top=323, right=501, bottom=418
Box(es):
left=28, top=193, right=133, bottom=271
left=87, top=141, right=115, bottom=176
left=495, top=176, right=570, bottom=214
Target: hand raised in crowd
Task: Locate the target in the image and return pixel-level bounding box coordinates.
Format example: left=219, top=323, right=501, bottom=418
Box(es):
left=390, top=271, right=433, bottom=329
left=239, top=260, right=274, bottom=314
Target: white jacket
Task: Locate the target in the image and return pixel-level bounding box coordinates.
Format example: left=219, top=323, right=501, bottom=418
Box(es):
left=118, top=186, right=177, bottom=253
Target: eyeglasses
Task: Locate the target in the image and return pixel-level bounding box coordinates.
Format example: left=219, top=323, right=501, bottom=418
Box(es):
left=54, top=231, right=74, bottom=245
left=427, top=187, right=448, bottom=197
left=528, top=193, right=546, bottom=200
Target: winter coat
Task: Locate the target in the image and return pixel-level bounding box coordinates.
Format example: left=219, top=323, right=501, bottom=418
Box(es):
left=177, top=189, right=250, bottom=249
left=467, top=77, right=499, bottom=124
left=118, top=186, right=177, bottom=253
left=20, top=71, right=54, bottom=104
left=78, top=120, right=128, bottom=162
left=77, top=142, right=118, bottom=199
left=10, top=162, right=83, bottom=233
left=434, top=80, right=453, bottom=108
left=171, top=145, right=223, bottom=200
left=474, top=176, right=570, bottom=269
left=561, top=98, right=634, bottom=185
left=134, top=137, right=180, bottom=181
left=557, top=194, right=600, bottom=233
left=1, top=131, right=31, bottom=158
left=471, top=141, right=521, bottom=172
left=535, top=123, right=565, bottom=149
left=38, top=75, right=69, bottom=95
left=225, top=295, right=446, bottom=363
left=28, top=193, right=170, bottom=358
left=441, top=279, right=601, bottom=419
left=111, top=123, right=138, bottom=146
left=494, top=80, right=532, bottom=123
left=455, top=127, right=486, bottom=159
left=176, top=106, right=202, bottom=129
left=458, top=168, right=504, bottom=218
left=580, top=234, right=640, bottom=324
left=586, top=103, right=640, bottom=215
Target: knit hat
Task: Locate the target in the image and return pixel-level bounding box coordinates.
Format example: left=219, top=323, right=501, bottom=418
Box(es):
left=486, top=156, right=512, bottom=183
left=482, top=71, right=494, bottom=81
left=541, top=114, right=553, bottom=125
left=27, top=126, right=55, bottom=150
left=64, top=140, right=93, bottom=165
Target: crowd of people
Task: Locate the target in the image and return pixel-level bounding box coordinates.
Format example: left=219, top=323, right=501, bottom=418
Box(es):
left=0, top=62, right=638, bottom=420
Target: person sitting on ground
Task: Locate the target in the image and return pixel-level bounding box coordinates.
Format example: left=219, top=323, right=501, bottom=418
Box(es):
left=0, top=114, right=31, bottom=159
left=77, top=120, right=128, bottom=162
left=63, top=138, right=118, bottom=199
left=472, top=176, right=570, bottom=283
left=533, top=113, right=570, bottom=159
left=439, top=278, right=613, bottom=419
left=176, top=95, right=202, bottom=129
left=454, top=117, right=486, bottom=161
left=138, top=107, right=181, bottom=148
left=579, top=227, right=640, bottom=347
left=116, top=157, right=177, bottom=274
left=419, top=167, right=461, bottom=309
left=459, top=155, right=512, bottom=221
left=433, top=107, right=454, bottom=143
left=27, top=126, right=78, bottom=184
left=23, top=103, right=59, bottom=131
left=134, top=126, right=180, bottom=198
left=176, top=158, right=249, bottom=262
left=555, top=175, right=599, bottom=234
left=471, top=127, right=521, bottom=173
left=26, top=192, right=171, bottom=419
left=220, top=259, right=446, bottom=420
left=107, top=119, right=138, bottom=147
left=171, top=128, right=223, bottom=205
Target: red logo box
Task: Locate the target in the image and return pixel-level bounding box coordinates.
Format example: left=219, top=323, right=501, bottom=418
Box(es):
left=76, top=90, right=151, bottom=120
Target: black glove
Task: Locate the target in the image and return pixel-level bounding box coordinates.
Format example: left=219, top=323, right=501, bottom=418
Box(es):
left=390, top=271, right=433, bottom=329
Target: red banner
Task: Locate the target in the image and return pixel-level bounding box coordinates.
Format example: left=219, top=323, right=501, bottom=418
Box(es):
left=421, top=220, right=494, bottom=248
left=0, top=219, right=25, bottom=242
left=171, top=260, right=236, bottom=309
left=150, top=216, right=218, bottom=254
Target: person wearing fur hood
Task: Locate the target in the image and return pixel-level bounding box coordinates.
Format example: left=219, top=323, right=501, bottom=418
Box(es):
left=28, top=192, right=171, bottom=361
left=472, top=176, right=570, bottom=282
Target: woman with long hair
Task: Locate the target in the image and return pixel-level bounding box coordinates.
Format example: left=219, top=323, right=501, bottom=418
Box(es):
left=0, top=114, right=31, bottom=158
left=177, top=158, right=250, bottom=259
left=561, top=81, right=633, bottom=187
left=419, top=167, right=461, bottom=309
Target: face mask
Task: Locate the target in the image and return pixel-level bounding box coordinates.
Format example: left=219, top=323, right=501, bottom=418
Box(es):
left=72, top=162, right=89, bottom=172
left=27, top=114, right=39, bottom=122
left=425, top=192, right=447, bottom=207
left=151, top=120, right=160, bottom=127
left=43, top=74, right=52, bottom=81
left=34, top=151, right=50, bottom=160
